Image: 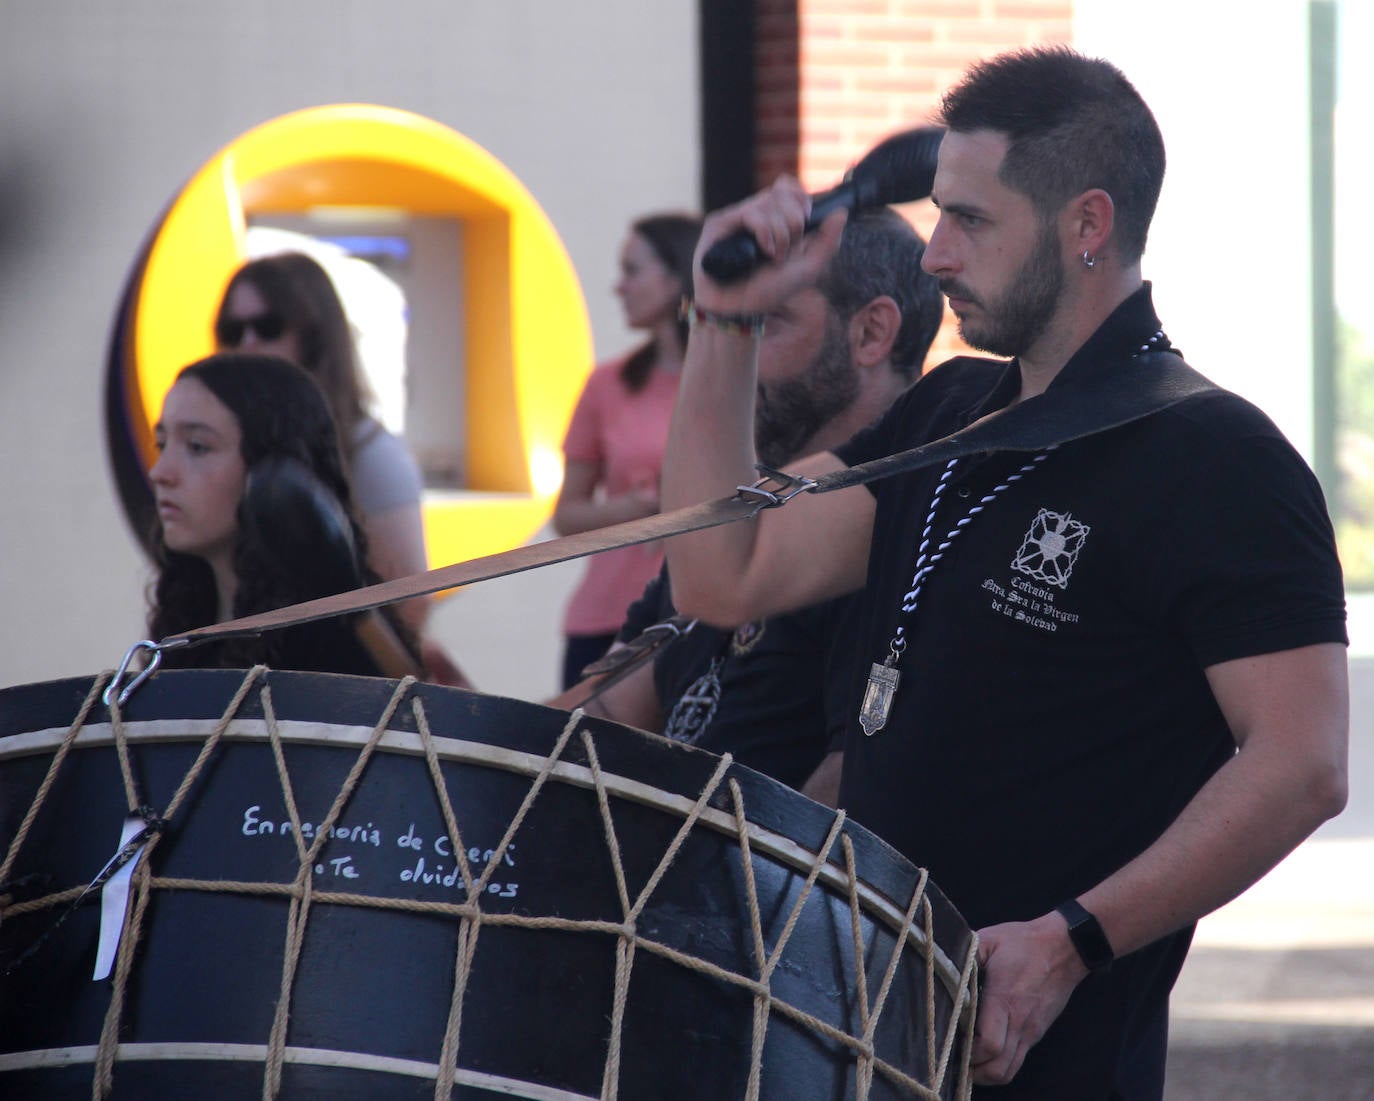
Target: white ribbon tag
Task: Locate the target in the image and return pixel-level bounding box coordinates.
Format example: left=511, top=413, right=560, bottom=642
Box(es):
left=92, top=815, right=151, bottom=981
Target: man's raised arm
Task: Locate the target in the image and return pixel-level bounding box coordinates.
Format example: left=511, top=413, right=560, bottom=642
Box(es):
left=662, top=179, right=875, bottom=625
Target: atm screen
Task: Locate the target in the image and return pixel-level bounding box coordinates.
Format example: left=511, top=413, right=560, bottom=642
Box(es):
left=313, top=234, right=413, bottom=264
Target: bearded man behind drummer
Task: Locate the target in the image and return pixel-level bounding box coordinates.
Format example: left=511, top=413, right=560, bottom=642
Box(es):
left=551, top=206, right=942, bottom=795
left=661, top=46, right=1349, bottom=1099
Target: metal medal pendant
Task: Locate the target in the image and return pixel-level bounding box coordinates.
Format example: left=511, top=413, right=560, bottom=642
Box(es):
left=663, top=658, right=723, bottom=745
left=859, top=661, right=901, bottom=737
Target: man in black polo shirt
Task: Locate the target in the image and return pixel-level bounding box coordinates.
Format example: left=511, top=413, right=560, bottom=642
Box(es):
left=551, top=207, right=943, bottom=793
left=661, top=47, right=1349, bottom=1099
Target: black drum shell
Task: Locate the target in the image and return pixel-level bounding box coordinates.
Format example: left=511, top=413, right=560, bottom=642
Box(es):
left=0, top=670, right=975, bottom=1100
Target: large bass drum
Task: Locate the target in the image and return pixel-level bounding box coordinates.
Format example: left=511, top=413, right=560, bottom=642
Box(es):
left=0, top=668, right=976, bottom=1100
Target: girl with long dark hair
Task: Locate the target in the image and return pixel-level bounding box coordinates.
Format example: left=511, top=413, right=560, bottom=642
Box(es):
left=148, top=352, right=417, bottom=675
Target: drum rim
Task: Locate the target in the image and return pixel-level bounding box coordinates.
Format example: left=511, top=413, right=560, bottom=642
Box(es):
left=0, top=1041, right=599, bottom=1100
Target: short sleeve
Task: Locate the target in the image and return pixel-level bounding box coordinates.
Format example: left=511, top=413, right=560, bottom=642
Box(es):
left=350, top=422, right=423, bottom=515
left=821, top=593, right=864, bottom=752
left=1131, top=398, right=1347, bottom=667
left=562, top=365, right=613, bottom=465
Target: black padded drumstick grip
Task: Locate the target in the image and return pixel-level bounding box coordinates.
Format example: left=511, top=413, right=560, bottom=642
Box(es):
left=699, top=125, right=944, bottom=285
left=701, top=181, right=861, bottom=284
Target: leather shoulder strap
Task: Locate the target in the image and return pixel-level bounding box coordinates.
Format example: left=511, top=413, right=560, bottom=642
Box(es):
left=815, top=351, right=1216, bottom=494
left=164, top=353, right=1217, bottom=652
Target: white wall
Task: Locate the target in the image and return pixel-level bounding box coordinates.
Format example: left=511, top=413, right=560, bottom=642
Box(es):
left=1073, top=1, right=1374, bottom=652
left=1074, top=0, right=1317, bottom=454
left=0, top=1, right=700, bottom=697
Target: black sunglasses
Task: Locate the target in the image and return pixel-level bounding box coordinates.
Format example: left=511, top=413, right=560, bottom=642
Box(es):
left=216, top=312, right=287, bottom=346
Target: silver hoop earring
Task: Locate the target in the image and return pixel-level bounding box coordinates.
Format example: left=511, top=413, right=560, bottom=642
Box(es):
left=1081, top=250, right=1096, bottom=269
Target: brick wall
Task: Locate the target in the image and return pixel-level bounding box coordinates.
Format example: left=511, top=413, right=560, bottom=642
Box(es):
left=756, top=0, right=801, bottom=187
left=757, top=0, right=1073, bottom=366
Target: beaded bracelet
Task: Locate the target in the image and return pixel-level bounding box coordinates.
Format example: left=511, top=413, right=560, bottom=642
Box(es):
left=679, top=298, right=765, bottom=338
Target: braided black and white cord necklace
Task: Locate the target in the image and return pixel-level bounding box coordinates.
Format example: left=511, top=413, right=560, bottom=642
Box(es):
left=857, top=329, right=1169, bottom=738
left=857, top=450, right=1052, bottom=736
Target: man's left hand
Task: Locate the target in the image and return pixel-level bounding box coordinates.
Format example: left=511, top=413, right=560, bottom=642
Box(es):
left=969, top=913, right=1087, bottom=1085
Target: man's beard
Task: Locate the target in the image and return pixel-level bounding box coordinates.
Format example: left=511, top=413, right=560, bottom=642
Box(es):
left=944, top=221, right=1064, bottom=358
left=754, top=314, right=859, bottom=468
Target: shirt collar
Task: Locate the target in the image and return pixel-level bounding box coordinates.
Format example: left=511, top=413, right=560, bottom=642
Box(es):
left=1049, top=282, right=1163, bottom=390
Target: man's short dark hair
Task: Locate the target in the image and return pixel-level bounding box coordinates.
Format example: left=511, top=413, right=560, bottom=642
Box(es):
left=938, top=46, right=1165, bottom=263
left=817, top=207, right=943, bottom=380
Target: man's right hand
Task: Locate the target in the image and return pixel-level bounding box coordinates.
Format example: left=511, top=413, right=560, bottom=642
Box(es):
left=692, top=177, right=848, bottom=317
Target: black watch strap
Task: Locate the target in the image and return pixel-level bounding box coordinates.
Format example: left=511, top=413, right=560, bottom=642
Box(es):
left=1056, top=899, right=1114, bottom=974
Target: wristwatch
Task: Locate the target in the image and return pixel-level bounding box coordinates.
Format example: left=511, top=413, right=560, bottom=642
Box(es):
left=1056, top=899, right=1114, bottom=974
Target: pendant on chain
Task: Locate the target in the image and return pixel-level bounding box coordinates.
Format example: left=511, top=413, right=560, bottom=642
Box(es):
left=859, top=658, right=900, bottom=737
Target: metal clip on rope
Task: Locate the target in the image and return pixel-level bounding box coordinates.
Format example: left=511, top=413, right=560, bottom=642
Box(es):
left=735, top=465, right=819, bottom=509
left=103, top=638, right=190, bottom=709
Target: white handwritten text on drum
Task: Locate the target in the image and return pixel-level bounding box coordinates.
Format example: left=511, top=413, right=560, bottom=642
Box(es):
left=397, top=824, right=518, bottom=865
left=241, top=805, right=382, bottom=847
left=399, top=857, right=519, bottom=896
left=237, top=806, right=520, bottom=895
left=397, top=824, right=519, bottom=895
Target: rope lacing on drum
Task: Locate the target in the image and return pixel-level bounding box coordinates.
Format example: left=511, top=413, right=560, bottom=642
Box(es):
left=0, top=671, right=111, bottom=900
left=0, top=673, right=116, bottom=974
left=260, top=674, right=416, bottom=1100
left=1, top=668, right=980, bottom=1101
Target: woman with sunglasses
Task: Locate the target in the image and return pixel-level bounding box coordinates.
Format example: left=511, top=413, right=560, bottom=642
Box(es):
left=214, top=253, right=467, bottom=686
left=149, top=352, right=420, bottom=677
left=551, top=212, right=701, bottom=688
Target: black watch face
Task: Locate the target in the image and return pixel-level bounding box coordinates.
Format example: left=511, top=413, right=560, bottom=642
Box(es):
left=1060, top=902, right=1112, bottom=972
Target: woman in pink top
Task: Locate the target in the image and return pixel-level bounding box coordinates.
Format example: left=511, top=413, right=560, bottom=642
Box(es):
left=553, top=212, right=701, bottom=688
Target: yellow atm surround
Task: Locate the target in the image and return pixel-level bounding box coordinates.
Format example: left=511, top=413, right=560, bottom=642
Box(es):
left=120, top=104, right=592, bottom=572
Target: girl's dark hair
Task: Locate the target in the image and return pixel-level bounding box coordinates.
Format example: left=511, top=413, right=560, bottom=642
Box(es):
left=215, top=252, right=370, bottom=446
left=618, top=213, right=702, bottom=393
left=147, top=352, right=405, bottom=669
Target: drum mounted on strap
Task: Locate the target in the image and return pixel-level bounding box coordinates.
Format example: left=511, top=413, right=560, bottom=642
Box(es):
left=0, top=669, right=977, bottom=1100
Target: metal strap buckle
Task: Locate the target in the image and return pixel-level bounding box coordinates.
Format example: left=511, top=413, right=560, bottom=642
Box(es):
left=580, top=615, right=698, bottom=678
left=734, top=464, right=818, bottom=508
